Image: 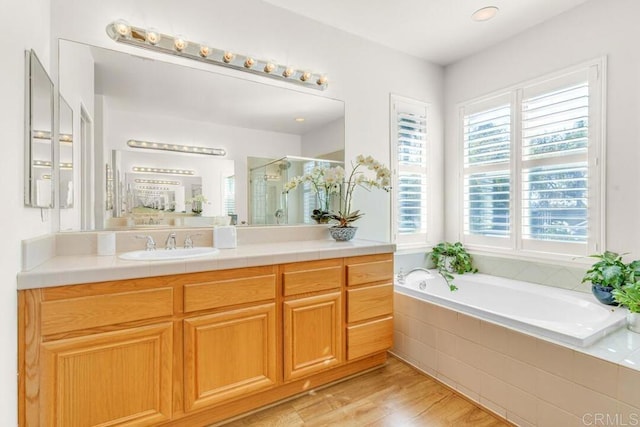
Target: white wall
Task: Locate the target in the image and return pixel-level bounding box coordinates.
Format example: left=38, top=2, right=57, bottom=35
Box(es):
left=301, top=118, right=345, bottom=158
left=103, top=107, right=303, bottom=223
left=50, top=0, right=444, bottom=242
left=444, top=0, right=640, bottom=258
left=1, top=1, right=52, bottom=424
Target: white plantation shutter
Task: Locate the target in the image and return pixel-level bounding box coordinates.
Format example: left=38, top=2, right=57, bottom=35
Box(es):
left=462, top=96, right=512, bottom=247
left=460, top=60, right=604, bottom=257
left=391, top=95, right=429, bottom=246
left=223, top=175, right=235, bottom=215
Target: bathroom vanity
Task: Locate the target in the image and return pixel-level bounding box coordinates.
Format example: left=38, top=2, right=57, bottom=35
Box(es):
left=18, top=237, right=394, bottom=426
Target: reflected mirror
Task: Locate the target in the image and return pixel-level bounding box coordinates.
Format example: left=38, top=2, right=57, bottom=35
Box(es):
left=59, top=95, right=73, bottom=208
left=109, top=149, right=234, bottom=228
left=57, top=39, right=344, bottom=231
left=25, top=50, right=55, bottom=208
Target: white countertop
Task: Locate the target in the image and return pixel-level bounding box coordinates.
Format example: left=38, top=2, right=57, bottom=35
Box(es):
left=17, top=239, right=395, bottom=290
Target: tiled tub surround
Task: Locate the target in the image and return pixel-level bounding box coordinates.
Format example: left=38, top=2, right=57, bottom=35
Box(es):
left=18, top=225, right=394, bottom=289
left=397, top=272, right=626, bottom=347
left=393, top=290, right=640, bottom=427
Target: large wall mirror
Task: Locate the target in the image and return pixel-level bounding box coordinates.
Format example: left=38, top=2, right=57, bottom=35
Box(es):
left=57, top=39, right=344, bottom=231
left=25, top=49, right=55, bottom=208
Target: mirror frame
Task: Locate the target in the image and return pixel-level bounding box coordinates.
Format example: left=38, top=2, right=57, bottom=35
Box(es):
left=24, top=49, right=55, bottom=208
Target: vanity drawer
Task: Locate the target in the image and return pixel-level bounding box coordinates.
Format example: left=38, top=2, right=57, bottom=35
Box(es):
left=282, top=259, right=343, bottom=297
left=347, top=283, right=393, bottom=323
left=184, top=275, right=276, bottom=312
left=41, top=287, right=174, bottom=336
left=347, top=316, right=393, bottom=361
left=346, top=254, right=394, bottom=287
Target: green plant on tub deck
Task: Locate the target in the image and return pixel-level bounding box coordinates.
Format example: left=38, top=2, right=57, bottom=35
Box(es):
left=429, top=242, right=478, bottom=291
left=612, top=282, right=640, bottom=313
left=581, top=251, right=640, bottom=305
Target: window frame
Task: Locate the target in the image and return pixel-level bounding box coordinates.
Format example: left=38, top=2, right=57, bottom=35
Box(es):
left=457, top=58, right=606, bottom=259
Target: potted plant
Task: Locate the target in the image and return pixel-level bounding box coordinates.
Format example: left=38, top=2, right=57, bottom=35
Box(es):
left=612, top=281, right=640, bottom=333
left=581, top=251, right=629, bottom=305
left=327, top=155, right=391, bottom=241
left=186, top=194, right=208, bottom=216
left=283, top=164, right=341, bottom=224
left=429, top=242, right=477, bottom=291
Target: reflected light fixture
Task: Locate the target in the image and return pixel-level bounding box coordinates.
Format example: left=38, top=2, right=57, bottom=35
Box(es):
left=472, top=6, right=499, bottom=22
left=106, top=21, right=328, bottom=90
left=135, top=178, right=181, bottom=185
left=127, top=139, right=226, bottom=156
left=132, top=166, right=195, bottom=175
left=59, top=133, right=73, bottom=143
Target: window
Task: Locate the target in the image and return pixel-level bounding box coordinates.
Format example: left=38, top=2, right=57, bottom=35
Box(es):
left=391, top=95, right=429, bottom=246
left=460, top=60, right=604, bottom=257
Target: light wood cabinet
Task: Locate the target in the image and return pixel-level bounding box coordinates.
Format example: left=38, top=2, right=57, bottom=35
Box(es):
left=40, top=323, right=173, bottom=426
left=184, top=303, right=277, bottom=411
left=345, top=254, right=394, bottom=361
left=283, top=292, right=342, bottom=381
left=19, top=254, right=392, bottom=426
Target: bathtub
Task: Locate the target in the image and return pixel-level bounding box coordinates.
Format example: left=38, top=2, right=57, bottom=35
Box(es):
left=394, top=270, right=626, bottom=347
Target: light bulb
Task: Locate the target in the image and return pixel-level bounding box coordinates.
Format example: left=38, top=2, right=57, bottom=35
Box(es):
left=113, top=20, right=131, bottom=37
left=282, top=66, right=295, bottom=78
left=471, top=6, right=499, bottom=22
left=317, top=75, right=328, bottom=86
left=244, top=57, right=256, bottom=68
left=223, top=51, right=235, bottom=63
left=174, top=35, right=187, bottom=52
left=199, top=45, right=211, bottom=57
left=264, top=62, right=276, bottom=73
left=300, top=71, right=312, bottom=82
left=145, top=28, right=161, bottom=45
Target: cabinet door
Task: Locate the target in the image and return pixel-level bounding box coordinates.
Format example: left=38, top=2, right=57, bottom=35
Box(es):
left=184, top=303, right=277, bottom=412
left=283, top=292, right=342, bottom=382
left=39, top=323, right=173, bottom=427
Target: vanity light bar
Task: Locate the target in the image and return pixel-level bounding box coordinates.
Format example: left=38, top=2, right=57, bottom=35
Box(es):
left=33, top=160, right=52, bottom=168
left=135, top=178, right=181, bottom=185
left=33, top=160, right=73, bottom=169
left=135, top=185, right=170, bottom=191
left=33, top=130, right=51, bottom=140
left=132, top=166, right=195, bottom=175
left=127, top=139, right=226, bottom=156
left=107, top=21, right=328, bottom=91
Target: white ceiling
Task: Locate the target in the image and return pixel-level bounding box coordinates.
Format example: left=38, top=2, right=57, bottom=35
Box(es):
left=262, top=0, right=592, bottom=65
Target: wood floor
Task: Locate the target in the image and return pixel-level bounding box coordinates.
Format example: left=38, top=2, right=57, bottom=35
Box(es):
left=219, top=355, right=510, bottom=427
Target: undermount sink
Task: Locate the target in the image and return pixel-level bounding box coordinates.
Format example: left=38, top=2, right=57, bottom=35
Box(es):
left=119, top=247, right=220, bottom=261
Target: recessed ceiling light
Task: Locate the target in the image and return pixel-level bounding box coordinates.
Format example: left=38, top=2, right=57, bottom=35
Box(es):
left=295, top=117, right=305, bottom=122
left=472, top=6, right=499, bottom=22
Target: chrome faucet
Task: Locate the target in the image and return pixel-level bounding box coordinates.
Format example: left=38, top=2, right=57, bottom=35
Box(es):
left=135, top=235, right=156, bottom=251
left=183, top=233, right=201, bottom=249
left=397, top=267, right=433, bottom=284
left=165, top=232, right=177, bottom=250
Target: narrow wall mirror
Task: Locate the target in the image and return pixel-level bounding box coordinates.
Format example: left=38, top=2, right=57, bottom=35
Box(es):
left=59, top=95, right=73, bottom=208
left=25, top=49, right=55, bottom=208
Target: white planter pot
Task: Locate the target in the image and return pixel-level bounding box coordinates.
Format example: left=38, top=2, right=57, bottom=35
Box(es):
left=627, top=312, right=640, bottom=334
left=443, top=256, right=456, bottom=273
